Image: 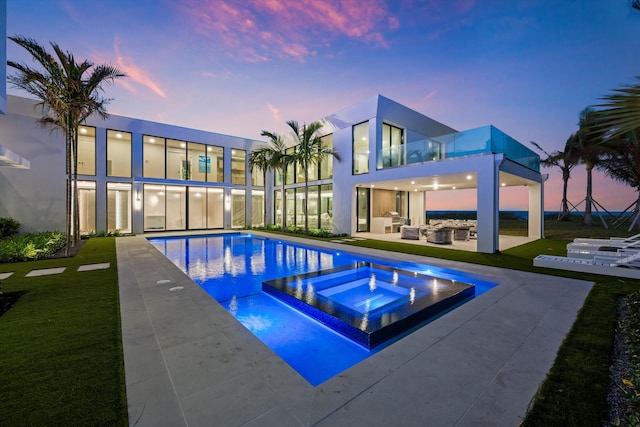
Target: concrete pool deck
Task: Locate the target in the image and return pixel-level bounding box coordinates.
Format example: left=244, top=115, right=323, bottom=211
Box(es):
left=117, top=232, right=593, bottom=426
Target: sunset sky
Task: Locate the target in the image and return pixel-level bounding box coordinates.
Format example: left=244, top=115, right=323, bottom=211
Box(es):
left=6, top=1, right=640, bottom=211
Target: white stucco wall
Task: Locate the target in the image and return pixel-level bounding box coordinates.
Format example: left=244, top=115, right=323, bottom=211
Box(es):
left=0, top=96, right=263, bottom=234
left=0, top=0, right=6, bottom=114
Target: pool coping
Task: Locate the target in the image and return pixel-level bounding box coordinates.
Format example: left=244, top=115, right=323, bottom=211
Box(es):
left=117, top=231, right=593, bottom=426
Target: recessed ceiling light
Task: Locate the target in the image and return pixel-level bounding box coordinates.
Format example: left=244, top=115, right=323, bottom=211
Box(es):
left=501, top=183, right=506, bottom=186
left=149, top=138, right=155, bottom=143
left=80, top=128, right=87, bottom=134
left=452, top=186, right=456, bottom=190
left=370, top=184, right=375, bottom=188
left=394, top=187, right=398, bottom=190
left=116, top=133, right=122, bottom=139
left=411, top=181, right=415, bottom=185
left=466, top=175, right=472, bottom=180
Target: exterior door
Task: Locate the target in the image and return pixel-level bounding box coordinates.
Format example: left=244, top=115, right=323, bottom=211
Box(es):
left=356, top=187, right=370, bottom=232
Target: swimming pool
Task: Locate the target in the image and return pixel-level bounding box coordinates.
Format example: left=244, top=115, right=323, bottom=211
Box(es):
left=149, top=233, right=497, bottom=385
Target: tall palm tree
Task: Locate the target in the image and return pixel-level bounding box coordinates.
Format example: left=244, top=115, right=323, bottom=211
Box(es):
left=7, top=36, right=125, bottom=252
left=595, top=76, right=640, bottom=139
left=531, top=137, right=580, bottom=221
left=574, top=107, right=606, bottom=226
left=598, top=130, right=640, bottom=230
left=286, top=120, right=340, bottom=233
left=258, top=130, right=289, bottom=229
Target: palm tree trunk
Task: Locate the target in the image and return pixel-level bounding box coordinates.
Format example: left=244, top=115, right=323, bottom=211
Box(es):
left=64, top=131, right=72, bottom=256
left=304, top=159, right=309, bottom=233
left=560, top=172, right=570, bottom=221
left=72, top=127, right=80, bottom=246
left=584, top=164, right=593, bottom=226
left=631, top=192, right=640, bottom=231
left=262, top=169, right=267, bottom=227
left=281, top=169, right=286, bottom=230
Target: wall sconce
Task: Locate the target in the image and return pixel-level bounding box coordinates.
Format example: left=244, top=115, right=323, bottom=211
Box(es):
left=135, top=191, right=141, bottom=210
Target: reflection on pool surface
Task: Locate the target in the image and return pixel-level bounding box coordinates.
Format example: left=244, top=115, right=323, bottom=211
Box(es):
left=263, top=262, right=475, bottom=348
left=149, top=233, right=496, bottom=385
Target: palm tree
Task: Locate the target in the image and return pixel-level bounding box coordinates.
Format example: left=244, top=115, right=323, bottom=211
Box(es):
left=258, top=131, right=289, bottom=229
left=7, top=36, right=125, bottom=252
left=595, top=76, right=640, bottom=139
left=598, top=130, right=640, bottom=230
left=574, top=107, right=606, bottom=226
left=531, top=137, right=580, bottom=221
left=286, top=120, right=340, bottom=233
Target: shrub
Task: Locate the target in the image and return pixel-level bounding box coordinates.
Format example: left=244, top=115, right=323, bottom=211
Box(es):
left=0, top=218, right=21, bottom=239
left=81, top=230, right=123, bottom=239
left=0, top=231, right=66, bottom=262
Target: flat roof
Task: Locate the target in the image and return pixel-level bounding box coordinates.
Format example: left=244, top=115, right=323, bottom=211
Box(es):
left=0, top=145, right=30, bottom=169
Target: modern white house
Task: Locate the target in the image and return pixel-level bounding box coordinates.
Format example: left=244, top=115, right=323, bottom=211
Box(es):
left=0, top=0, right=543, bottom=253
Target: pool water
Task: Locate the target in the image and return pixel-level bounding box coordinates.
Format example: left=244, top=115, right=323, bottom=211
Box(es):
left=149, top=233, right=496, bottom=385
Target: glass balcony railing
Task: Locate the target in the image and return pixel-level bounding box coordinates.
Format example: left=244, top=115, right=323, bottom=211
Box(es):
left=377, top=125, right=540, bottom=172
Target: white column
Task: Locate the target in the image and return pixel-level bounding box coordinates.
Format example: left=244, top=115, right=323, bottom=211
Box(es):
left=476, top=155, right=500, bottom=253
left=528, top=180, right=545, bottom=239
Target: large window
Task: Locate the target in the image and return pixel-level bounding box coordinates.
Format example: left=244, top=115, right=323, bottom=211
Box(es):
left=252, top=190, right=264, bottom=227
left=77, top=181, right=96, bottom=234
left=143, top=135, right=165, bottom=178
left=274, top=189, right=283, bottom=227
left=251, top=165, right=264, bottom=187
left=107, top=130, right=131, bottom=177
left=143, top=184, right=166, bottom=230
left=77, top=126, right=95, bottom=175
left=285, top=147, right=295, bottom=184
left=167, top=139, right=187, bottom=180
left=295, top=188, right=306, bottom=227
left=285, top=188, right=295, bottom=227
left=357, top=187, right=370, bottom=232
left=166, top=186, right=186, bottom=230
left=381, top=123, right=404, bottom=168
left=231, top=189, right=245, bottom=228
left=107, top=182, right=131, bottom=234
left=188, top=142, right=207, bottom=182
left=231, top=149, right=246, bottom=185
left=207, top=145, right=224, bottom=183
left=353, top=122, right=369, bottom=174
left=188, top=187, right=207, bottom=229
left=207, top=188, right=224, bottom=228
left=307, top=186, right=318, bottom=229
left=319, top=134, right=333, bottom=179
left=320, top=184, right=333, bottom=231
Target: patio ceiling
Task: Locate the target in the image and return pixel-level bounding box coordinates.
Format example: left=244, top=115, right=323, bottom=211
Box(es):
left=355, top=171, right=535, bottom=192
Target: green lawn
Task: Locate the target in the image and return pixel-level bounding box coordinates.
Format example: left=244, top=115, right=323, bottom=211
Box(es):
left=0, top=237, right=127, bottom=426
left=0, top=219, right=639, bottom=425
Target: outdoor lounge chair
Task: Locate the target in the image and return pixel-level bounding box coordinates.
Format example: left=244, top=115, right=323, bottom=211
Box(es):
left=427, top=227, right=453, bottom=244
left=533, top=253, right=640, bottom=280
left=400, top=225, right=420, bottom=240
left=572, top=233, right=640, bottom=245
left=567, top=239, right=640, bottom=252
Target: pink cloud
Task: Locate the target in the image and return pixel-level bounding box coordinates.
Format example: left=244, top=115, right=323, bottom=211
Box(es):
left=267, top=104, right=281, bottom=123
left=108, top=38, right=166, bottom=98
left=177, top=0, right=398, bottom=61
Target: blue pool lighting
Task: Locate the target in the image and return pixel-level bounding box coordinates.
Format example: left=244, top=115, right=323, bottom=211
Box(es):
left=149, top=233, right=497, bottom=385
left=263, top=262, right=475, bottom=348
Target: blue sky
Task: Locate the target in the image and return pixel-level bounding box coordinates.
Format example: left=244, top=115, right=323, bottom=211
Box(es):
left=6, top=0, right=640, bottom=210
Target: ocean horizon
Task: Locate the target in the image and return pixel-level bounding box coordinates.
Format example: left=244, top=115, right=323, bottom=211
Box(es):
left=426, top=210, right=633, bottom=220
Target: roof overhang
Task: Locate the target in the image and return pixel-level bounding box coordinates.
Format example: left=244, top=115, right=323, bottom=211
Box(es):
left=0, top=145, right=30, bottom=169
